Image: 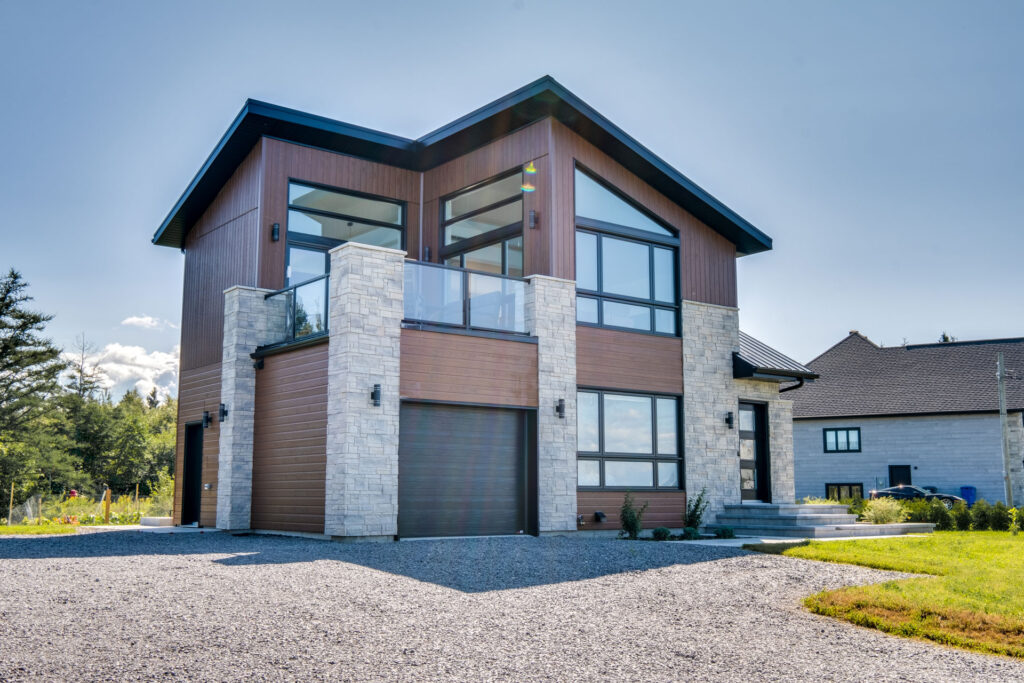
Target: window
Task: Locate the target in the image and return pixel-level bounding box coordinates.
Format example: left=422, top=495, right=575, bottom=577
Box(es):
left=823, top=428, right=861, bottom=453
left=286, top=182, right=404, bottom=285
left=440, top=170, right=525, bottom=276
left=576, top=390, right=681, bottom=489
left=573, top=167, right=679, bottom=335
left=825, top=483, right=864, bottom=500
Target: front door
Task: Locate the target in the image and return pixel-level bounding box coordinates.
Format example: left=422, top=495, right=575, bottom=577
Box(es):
left=889, top=465, right=912, bottom=487
left=739, top=403, right=771, bottom=502
left=181, top=423, right=203, bottom=526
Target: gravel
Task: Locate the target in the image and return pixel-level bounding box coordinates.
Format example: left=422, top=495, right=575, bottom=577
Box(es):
left=0, top=531, right=1021, bottom=681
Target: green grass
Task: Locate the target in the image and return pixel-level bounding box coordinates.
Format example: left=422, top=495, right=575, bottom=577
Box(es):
left=0, top=524, right=77, bottom=536
left=745, top=532, right=1024, bottom=658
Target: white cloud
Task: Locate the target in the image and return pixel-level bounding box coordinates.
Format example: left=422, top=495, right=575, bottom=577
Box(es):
left=121, top=315, right=177, bottom=331
left=67, top=343, right=180, bottom=401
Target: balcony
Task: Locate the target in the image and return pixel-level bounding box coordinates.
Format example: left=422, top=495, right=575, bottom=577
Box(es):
left=263, top=274, right=329, bottom=347
left=403, top=261, right=527, bottom=335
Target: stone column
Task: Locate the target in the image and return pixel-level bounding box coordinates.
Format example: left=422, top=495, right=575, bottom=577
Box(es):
left=216, top=286, right=288, bottom=530
left=1008, top=412, right=1024, bottom=506
left=768, top=398, right=796, bottom=504
left=325, top=242, right=404, bottom=540
left=525, top=275, right=578, bottom=532
left=682, top=300, right=740, bottom=522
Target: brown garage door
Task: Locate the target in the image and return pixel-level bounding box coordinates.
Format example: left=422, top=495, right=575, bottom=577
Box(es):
left=398, top=403, right=527, bottom=538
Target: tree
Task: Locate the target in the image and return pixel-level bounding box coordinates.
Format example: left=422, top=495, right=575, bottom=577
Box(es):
left=938, top=331, right=958, bottom=343
left=146, top=387, right=159, bottom=409
left=66, top=333, right=102, bottom=399
left=0, top=269, right=66, bottom=436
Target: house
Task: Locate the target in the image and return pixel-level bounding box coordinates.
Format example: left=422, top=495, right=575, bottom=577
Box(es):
left=153, top=76, right=810, bottom=539
left=788, top=332, right=1024, bottom=505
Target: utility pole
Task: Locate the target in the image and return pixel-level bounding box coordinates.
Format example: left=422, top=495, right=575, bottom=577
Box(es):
left=998, top=353, right=1014, bottom=507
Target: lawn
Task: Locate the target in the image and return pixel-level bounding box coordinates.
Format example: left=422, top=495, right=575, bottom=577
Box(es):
left=746, top=532, right=1024, bottom=658
left=0, top=524, right=77, bottom=536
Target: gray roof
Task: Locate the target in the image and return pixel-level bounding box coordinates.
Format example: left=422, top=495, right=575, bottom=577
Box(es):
left=735, top=332, right=817, bottom=380
left=787, top=332, right=1024, bottom=419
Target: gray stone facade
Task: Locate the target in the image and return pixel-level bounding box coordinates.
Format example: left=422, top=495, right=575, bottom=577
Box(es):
left=735, top=379, right=796, bottom=504
left=216, top=286, right=287, bottom=530
left=794, top=413, right=1024, bottom=504
left=324, top=243, right=404, bottom=540
left=525, top=275, right=577, bottom=532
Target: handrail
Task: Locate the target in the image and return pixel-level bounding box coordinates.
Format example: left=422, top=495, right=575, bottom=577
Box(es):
left=403, top=258, right=529, bottom=283
left=263, top=273, right=329, bottom=299
left=264, top=274, right=329, bottom=343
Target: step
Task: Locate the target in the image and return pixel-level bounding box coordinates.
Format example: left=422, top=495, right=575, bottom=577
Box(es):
left=721, top=504, right=851, bottom=516
left=715, top=513, right=858, bottom=526
left=704, top=522, right=934, bottom=539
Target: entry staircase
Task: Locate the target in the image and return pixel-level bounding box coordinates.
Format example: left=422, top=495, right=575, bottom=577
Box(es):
left=705, top=503, right=934, bottom=539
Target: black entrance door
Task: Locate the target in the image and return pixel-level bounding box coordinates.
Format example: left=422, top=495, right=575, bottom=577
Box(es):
left=889, top=465, right=912, bottom=487
left=181, top=423, right=204, bottom=525
left=738, top=403, right=771, bottom=502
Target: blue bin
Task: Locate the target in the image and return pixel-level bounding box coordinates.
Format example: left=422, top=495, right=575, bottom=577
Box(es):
left=960, top=486, right=977, bottom=506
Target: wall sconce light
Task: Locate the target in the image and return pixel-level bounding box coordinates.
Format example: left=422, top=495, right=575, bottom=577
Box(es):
left=271, top=223, right=280, bottom=242
left=725, top=411, right=734, bottom=429
left=555, top=398, right=566, bottom=419
left=594, top=511, right=607, bottom=523
left=219, top=403, right=229, bottom=422
left=202, top=411, right=211, bottom=429
left=528, top=209, right=538, bottom=229
left=370, top=384, right=382, bottom=407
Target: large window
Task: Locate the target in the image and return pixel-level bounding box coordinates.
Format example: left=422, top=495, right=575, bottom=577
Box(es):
left=441, top=170, right=525, bottom=277
left=577, top=390, right=681, bottom=489
left=574, top=167, right=679, bottom=335
left=286, top=182, right=404, bottom=285
left=823, top=428, right=861, bottom=453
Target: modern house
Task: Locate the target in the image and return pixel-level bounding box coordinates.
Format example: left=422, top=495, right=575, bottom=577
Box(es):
left=788, top=332, right=1024, bottom=504
left=153, top=76, right=813, bottom=539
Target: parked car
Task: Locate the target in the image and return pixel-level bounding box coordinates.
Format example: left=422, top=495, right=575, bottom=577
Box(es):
left=869, top=485, right=964, bottom=509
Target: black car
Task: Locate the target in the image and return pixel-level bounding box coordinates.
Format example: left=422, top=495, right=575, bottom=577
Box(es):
left=869, top=485, right=964, bottom=509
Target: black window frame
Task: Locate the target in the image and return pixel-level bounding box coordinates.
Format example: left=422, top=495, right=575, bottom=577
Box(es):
left=438, top=168, right=524, bottom=276
left=825, top=483, right=864, bottom=500
left=285, top=179, right=406, bottom=286
left=823, top=427, right=861, bottom=453
left=573, top=164, right=680, bottom=338
left=576, top=388, right=683, bottom=491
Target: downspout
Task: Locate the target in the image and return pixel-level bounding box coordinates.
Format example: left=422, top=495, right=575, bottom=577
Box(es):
left=779, top=378, right=804, bottom=393
left=418, top=172, right=424, bottom=260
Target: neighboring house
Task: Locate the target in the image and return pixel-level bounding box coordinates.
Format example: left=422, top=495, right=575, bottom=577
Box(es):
left=152, top=76, right=811, bottom=539
left=788, top=332, right=1024, bottom=504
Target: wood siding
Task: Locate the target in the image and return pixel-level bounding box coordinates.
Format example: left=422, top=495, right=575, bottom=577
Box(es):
left=174, top=363, right=222, bottom=526
left=549, top=119, right=737, bottom=307
left=400, top=329, right=538, bottom=407
left=251, top=343, right=328, bottom=534
left=576, top=326, right=683, bottom=394
left=577, top=490, right=688, bottom=531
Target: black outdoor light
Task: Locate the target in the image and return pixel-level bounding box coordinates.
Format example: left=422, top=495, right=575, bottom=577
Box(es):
left=271, top=223, right=280, bottom=242
left=555, top=398, right=566, bottom=419
left=594, top=511, right=607, bottom=523
left=219, top=403, right=229, bottom=422
left=528, top=209, right=538, bottom=229
left=371, top=384, right=382, bottom=407
left=725, top=411, right=734, bottom=429
left=202, top=411, right=211, bottom=429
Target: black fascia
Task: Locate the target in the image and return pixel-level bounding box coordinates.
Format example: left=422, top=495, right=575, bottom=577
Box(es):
left=733, top=351, right=819, bottom=381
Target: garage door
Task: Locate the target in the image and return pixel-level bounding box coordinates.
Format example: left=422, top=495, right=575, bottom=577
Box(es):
left=398, top=403, right=527, bottom=538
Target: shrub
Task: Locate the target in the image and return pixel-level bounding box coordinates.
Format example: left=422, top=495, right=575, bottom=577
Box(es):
left=714, top=527, right=736, bottom=539
left=929, top=499, right=953, bottom=531
left=685, top=487, right=709, bottom=529
left=860, top=498, right=908, bottom=524
left=1011, top=508, right=1021, bottom=536
left=652, top=527, right=671, bottom=541
left=971, top=499, right=991, bottom=531
left=845, top=497, right=867, bottom=518
left=990, top=501, right=1011, bottom=531
left=951, top=500, right=972, bottom=531
left=619, top=492, right=649, bottom=540
left=903, top=498, right=932, bottom=523
left=681, top=527, right=700, bottom=540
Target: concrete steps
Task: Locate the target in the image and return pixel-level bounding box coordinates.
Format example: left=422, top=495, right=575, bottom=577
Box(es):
left=706, top=503, right=934, bottom=539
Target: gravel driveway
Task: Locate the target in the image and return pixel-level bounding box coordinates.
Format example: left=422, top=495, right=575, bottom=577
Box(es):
left=0, top=532, right=1020, bottom=681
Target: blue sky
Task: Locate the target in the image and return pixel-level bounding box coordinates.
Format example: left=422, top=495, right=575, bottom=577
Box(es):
left=2, top=0, right=1021, bottom=397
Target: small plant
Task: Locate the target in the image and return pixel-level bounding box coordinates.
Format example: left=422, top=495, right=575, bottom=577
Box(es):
left=681, top=527, right=700, bottom=540
left=685, top=487, right=709, bottom=529
left=970, top=499, right=991, bottom=531
left=928, top=499, right=953, bottom=531
left=618, top=491, right=649, bottom=540
left=989, top=501, right=1011, bottom=531
left=903, top=498, right=932, bottom=523
left=800, top=496, right=836, bottom=505
left=845, top=497, right=867, bottom=518
left=1011, top=508, right=1021, bottom=536
left=714, top=527, right=735, bottom=539
left=859, top=498, right=908, bottom=524
left=652, top=527, right=671, bottom=541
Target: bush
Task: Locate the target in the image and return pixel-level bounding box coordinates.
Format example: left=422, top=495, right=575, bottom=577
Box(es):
left=929, top=499, right=953, bottom=531
left=971, top=499, right=991, bottom=531
left=990, top=501, right=1011, bottom=531
left=1011, top=508, right=1022, bottom=536
left=845, top=497, right=867, bottom=518
left=685, top=487, right=708, bottom=529
left=681, top=527, right=700, bottom=540
left=903, top=498, right=932, bottom=523
left=619, top=491, right=649, bottom=540
left=951, top=500, right=972, bottom=530
left=860, top=498, right=908, bottom=524
left=714, top=527, right=735, bottom=539
left=652, top=527, right=671, bottom=541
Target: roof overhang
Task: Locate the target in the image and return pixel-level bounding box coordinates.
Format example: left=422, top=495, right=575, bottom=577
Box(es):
left=153, top=76, right=775, bottom=255
left=733, top=351, right=818, bottom=383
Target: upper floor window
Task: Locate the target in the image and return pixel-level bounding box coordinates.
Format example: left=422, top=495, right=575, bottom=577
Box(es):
left=286, top=182, right=404, bottom=285
left=441, top=170, right=525, bottom=277
left=574, top=167, right=679, bottom=336
left=823, top=428, right=861, bottom=453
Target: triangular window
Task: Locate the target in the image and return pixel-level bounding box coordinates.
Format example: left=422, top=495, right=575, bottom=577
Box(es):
left=574, top=168, right=673, bottom=237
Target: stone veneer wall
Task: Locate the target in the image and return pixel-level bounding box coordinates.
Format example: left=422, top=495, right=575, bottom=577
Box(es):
left=734, top=379, right=796, bottom=505
left=525, top=275, right=578, bottom=532
left=216, top=286, right=287, bottom=530
left=324, top=242, right=404, bottom=540
left=1006, top=412, right=1023, bottom=506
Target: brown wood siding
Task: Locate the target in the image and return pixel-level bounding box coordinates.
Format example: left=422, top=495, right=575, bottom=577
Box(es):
left=259, top=137, right=421, bottom=291
left=251, top=343, right=328, bottom=534
left=400, top=329, right=538, bottom=407
left=576, top=326, right=683, bottom=394
left=549, top=119, right=737, bottom=307
left=577, top=490, right=687, bottom=531
left=173, top=363, right=222, bottom=526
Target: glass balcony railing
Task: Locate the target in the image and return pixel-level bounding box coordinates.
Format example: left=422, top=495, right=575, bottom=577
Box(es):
left=404, top=261, right=527, bottom=334
left=263, top=274, right=329, bottom=345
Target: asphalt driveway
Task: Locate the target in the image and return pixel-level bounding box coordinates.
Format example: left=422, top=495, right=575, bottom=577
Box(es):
left=0, top=532, right=1020, bottom=681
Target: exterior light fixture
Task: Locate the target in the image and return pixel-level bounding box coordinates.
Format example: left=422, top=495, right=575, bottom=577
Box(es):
left=594, top=511, right=607, bottom=523
left=725, top=411, right=734, bottom=429
left=271, top=223, right=280, bottom=242
left=555, top=398, right=566, bottom=419
left=371, top=384, right=382, bottom=407
left=219, top=403, right=229, bottom=422
left=202, top=411, right=211, bottom=429
left=528, top=209, right=538, bottom=229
